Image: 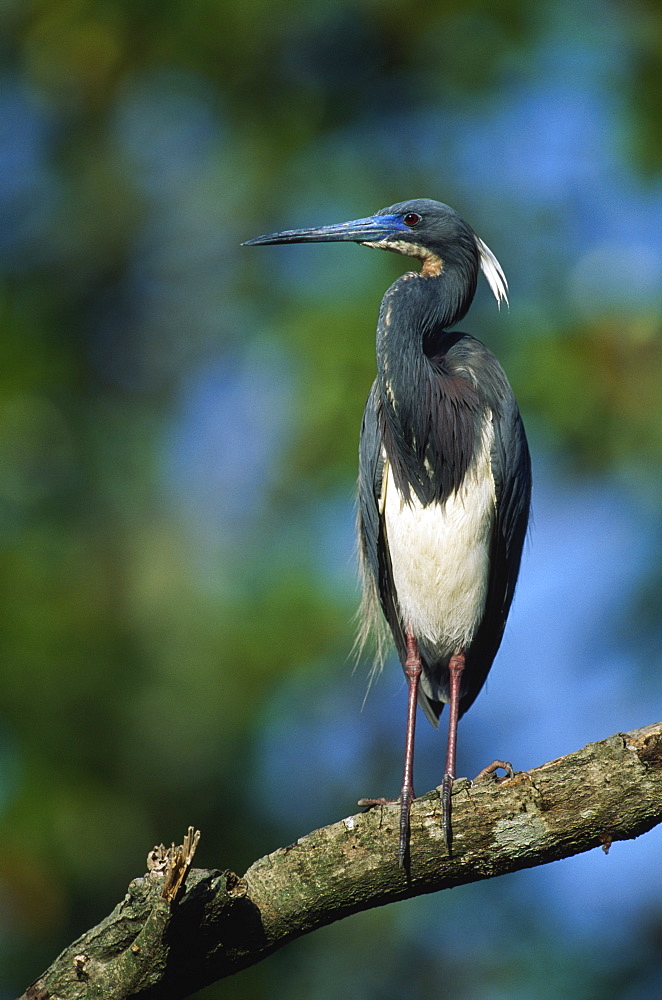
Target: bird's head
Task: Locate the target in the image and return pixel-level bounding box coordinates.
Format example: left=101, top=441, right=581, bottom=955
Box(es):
left=243, top=198, right=508, bottom=308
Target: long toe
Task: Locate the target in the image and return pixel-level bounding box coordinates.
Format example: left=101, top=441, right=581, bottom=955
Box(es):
left=473, top=759, right=514, bottom=782
left=357, top=796, right=399, bottom=807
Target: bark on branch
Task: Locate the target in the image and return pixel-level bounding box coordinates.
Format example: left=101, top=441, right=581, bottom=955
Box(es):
left=22, top=722, right=662, bottom=1000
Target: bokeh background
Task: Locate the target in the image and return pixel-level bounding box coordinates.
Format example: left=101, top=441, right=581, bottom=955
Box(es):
left=1, top=0, right=661, bottom=996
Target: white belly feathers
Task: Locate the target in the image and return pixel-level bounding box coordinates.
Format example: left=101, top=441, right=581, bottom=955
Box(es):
left=381, top=413, right=496, bottom=658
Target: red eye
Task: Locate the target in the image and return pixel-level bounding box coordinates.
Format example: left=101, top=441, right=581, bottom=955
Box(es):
left=403, top=213, right=421, bottom=227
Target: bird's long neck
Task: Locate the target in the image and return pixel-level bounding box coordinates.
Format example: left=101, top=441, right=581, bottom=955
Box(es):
left=376, top=268, right=475, bottom=399
left=375, top=270, right=480, bottom=504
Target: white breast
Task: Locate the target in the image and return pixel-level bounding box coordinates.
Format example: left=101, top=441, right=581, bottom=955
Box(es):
left=381, top=413, right=496, bottom=659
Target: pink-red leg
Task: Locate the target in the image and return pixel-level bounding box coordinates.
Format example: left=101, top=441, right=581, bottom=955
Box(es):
left=395, top=626, right=421, bottom=865
left=440, top=650, right=465, bottom=851
left=358, top=624, right=421, bottom=867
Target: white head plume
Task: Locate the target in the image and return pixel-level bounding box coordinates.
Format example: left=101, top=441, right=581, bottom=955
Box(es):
left=476, top=236, right=509, bottom=309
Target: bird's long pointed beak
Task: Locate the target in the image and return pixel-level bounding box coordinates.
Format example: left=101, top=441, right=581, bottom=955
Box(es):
left=242, top=215, right=404, bottom=246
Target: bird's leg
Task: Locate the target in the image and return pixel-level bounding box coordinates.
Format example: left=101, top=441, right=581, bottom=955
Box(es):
left=441, top=649, right=465, bottom=852
left=357, top=624, right=421, bottom=868
left=395, top=625, right=422, bottom=866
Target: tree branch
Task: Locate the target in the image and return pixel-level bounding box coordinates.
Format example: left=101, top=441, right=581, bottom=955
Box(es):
left=22, top=722, right=662, bottom=1000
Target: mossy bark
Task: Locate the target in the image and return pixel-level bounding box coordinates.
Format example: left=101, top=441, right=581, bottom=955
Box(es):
left=21, top=722, right=662, bottom=1000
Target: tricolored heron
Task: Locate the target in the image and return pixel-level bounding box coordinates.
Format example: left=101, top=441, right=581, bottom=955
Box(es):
left=244, top=199, right=531, bottom=864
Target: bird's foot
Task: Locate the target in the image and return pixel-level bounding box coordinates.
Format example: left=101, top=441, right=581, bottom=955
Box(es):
left=357, top=796, right=399, bottom=807
left=473, top=759, right=514, bottom=782
left=440, top=773, right=453, bottom=852
left=358, top=787, right=415, bottom=868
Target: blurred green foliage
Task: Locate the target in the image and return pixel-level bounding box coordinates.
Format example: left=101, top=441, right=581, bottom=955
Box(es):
left=0, top=0, right=660, bottom=997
